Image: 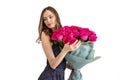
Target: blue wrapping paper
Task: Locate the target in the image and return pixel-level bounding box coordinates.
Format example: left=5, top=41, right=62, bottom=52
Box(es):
left=65, top=41, right=100, bottom=80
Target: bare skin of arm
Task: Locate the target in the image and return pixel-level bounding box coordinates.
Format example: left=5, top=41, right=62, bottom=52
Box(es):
left=41, top=32, right=81, bottom=69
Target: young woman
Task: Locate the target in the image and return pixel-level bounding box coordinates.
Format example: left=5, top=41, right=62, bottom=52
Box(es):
left=36, top=6, right=81, bottom=80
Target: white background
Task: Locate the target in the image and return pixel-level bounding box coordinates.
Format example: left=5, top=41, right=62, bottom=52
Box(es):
left=0, top=0, right=120, bottom=80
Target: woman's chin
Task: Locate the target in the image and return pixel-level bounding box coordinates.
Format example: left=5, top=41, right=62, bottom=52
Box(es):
left=48, top=26, right=55, bottom=29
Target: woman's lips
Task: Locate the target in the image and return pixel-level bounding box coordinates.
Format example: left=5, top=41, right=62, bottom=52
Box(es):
left=47, top=23, right=52, bottom=27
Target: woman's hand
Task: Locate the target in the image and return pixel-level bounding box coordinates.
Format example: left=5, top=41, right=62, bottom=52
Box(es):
left=62, top=40, right=81, bottom=53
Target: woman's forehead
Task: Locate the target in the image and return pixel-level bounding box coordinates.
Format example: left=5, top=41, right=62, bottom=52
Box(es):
left=43, top=10, right=54, bottom=17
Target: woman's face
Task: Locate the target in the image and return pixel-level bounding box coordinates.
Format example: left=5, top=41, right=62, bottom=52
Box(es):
left=43, top=10, right=57, bottom=29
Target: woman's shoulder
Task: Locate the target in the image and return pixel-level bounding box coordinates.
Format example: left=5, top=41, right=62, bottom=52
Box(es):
left=41, top=31, right=49, bottom=39
left=41, top=31, right=53, bottom=45
left=41, top=32, right=50, bottom=43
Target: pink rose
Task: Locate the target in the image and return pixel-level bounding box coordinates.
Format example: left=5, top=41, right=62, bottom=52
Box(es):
left=89, top=34, right=97, bottom=41
left=80, top=35, right=88, bottom=41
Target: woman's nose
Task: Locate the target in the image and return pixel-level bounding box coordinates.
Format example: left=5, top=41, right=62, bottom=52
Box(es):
left=46, top=18, right=51, bottom=23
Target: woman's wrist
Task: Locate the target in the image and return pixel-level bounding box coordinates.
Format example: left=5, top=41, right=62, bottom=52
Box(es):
left=61, top=49, right=69, bottom=55
left=62, top=49, right=69, bottom=54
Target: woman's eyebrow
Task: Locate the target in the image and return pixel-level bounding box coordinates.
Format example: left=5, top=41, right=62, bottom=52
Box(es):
left=43, top=14, right=53, bottom=18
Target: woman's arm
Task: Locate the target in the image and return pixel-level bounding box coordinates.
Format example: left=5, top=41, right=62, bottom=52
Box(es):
left=41, top=32, right=68, bottom=69
left=41, top=32, right=81, bottom=69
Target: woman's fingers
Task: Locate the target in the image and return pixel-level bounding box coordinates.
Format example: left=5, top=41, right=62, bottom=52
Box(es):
left=63, top=40, right=81, bottom=52
left=71, top=40, right=78, bottom=45
left=70, top=40, right=81, bottom=50
left=73, top=40, right=81, bottom=46
left=74, top=40, right=81, bottom=49
left=76, top=40, right=81, bottom=47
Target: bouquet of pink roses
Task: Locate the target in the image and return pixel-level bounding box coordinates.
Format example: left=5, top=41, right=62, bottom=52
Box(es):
left=52, top=25, right=97, bottom=45
left=51, top=25, right=100, bottom=80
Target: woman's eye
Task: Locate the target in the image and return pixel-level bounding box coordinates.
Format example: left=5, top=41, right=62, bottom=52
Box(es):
left=49, top=16, right=53, bottom=19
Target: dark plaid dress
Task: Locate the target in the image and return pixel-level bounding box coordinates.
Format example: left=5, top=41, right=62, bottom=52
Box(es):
left=38, top=44, right=66, bottom=80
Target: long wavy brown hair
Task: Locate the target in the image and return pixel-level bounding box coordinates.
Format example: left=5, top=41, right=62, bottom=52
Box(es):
left=36, top=6, right=62, bottom=43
